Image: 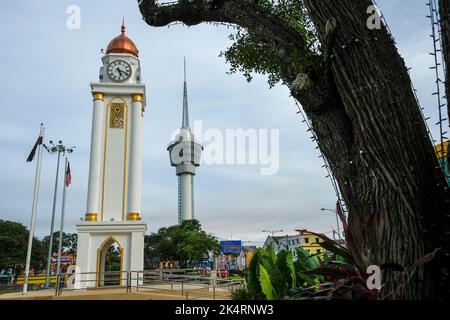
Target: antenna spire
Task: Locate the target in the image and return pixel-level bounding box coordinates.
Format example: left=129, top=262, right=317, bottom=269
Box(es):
left=184, top=57, right=187, bottom=82
left=182, top=57, right=189, bottom=128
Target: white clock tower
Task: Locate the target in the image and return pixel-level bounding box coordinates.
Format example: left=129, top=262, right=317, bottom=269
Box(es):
left=75, top=21, right=147, bottom=287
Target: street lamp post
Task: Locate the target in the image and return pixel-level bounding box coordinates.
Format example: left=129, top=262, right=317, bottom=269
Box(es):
left=262, top=229, right=284, bottom=237
left=43, top=140, right=75, bottom=288
left=321, top=208, right=341, bottom=241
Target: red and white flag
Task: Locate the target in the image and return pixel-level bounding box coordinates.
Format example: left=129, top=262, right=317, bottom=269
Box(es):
left=65, top=162, right=71, bottom=187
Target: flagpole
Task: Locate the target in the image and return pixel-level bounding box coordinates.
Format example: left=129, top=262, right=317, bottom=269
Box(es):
left=56, top=157, right=68, bottom=278
left=23, top=123, right=45, bottom=294
left=44, top=146, right=62, bottom=288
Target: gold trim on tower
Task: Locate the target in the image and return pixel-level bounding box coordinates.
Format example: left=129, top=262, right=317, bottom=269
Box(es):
left=127, top=212, right=141, bottom=221
left=93, top=93, right=105, bottom=101
left=85, top=213, right=98, bottom=221
left=122, top=103, right=129, bottom=221
left=132, top=94, right=143, bottom=102
left=100, top=97, right=129, bottom=222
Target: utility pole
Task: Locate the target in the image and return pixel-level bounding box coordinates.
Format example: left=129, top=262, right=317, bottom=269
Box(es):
left=321, top=208, right=341, bottom=241
left=43, top=140, right=75, bottom=288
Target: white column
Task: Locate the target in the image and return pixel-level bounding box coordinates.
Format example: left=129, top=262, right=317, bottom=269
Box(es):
left=130, top=231, right=145, bottom=285
left=75, top=231, right=90, bottom=289
left=180, top=173, right=193, bottom=221
left=127, top=95, right=143, bottom=220
left=85, top=93, right=105, bottom=221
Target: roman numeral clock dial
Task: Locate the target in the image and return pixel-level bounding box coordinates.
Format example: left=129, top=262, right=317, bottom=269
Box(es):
left=107, top=60, right=132, bottom=81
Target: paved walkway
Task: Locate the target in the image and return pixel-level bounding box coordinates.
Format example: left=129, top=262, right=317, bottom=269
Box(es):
left=0, top=285, right=232, bottom=300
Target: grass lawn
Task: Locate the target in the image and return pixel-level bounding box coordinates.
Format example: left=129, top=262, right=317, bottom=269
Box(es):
left=0, top=284, right=45, bottom=295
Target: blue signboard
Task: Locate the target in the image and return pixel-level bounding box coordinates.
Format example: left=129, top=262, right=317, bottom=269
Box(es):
left=220, top=240, right=242, bottom=254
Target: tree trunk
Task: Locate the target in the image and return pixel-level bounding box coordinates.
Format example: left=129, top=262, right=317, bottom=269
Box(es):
left=138, top=0, right=450, bottom=299
left=439, top=0, right=450, bottom=124
left=302, top=0, right=450, bottom=299
left=439, top=0, right=450, bottom=177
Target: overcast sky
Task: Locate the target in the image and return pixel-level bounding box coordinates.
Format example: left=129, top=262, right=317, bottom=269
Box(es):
left=0, top=0, right=441, bottom=245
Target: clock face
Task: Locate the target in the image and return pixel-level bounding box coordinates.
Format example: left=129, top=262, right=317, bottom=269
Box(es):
left=107, top=60, right=132, bottom=82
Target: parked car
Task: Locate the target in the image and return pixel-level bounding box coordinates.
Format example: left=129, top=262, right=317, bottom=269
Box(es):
left=0, top=269, right=13, bottom=285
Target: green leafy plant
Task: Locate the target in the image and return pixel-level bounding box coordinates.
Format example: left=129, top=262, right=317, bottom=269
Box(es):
left=303, top=231, right=379, bottom=300
left=231, top=287, right=253, bottom=300
left=238, top=245, right=321, bottom=300
left=300, top=204, right=441, bottom=300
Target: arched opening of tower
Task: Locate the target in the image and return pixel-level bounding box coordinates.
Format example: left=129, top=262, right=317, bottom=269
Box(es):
left=97, top=237, right=122, bottom=286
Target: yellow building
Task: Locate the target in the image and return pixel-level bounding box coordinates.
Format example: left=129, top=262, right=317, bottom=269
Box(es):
left=298, top=230, right=326, bottom=255
left=434, top=140, right=449, bottom=159
left=434, top=140, right=450, bottom=184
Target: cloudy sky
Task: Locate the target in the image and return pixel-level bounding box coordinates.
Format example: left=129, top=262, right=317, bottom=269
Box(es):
left=0, top=0, right=441, bottom=245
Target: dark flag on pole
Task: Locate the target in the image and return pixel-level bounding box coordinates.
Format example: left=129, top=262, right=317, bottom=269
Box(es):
left=65, top=161, right=71, bottom=187
left=26, top=136, right=43, bottom=162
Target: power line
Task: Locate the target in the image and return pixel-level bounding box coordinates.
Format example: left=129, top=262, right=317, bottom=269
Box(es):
left=427, top=0, right=448, bottom=148
left=292, top=99, right=348, bottom=220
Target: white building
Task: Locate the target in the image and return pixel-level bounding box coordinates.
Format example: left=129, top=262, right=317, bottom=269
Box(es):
left=75, top=21, right=147, bottom=287
left=263, top=234, right=302, bottom=260
left=167, top=59, right=203, bottom=224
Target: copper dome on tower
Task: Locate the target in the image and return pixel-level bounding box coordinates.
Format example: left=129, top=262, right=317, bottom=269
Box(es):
left=106, top=20, right=138, bottom=57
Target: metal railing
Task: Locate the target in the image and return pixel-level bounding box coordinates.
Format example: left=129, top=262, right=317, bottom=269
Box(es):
left=129, top=270, right=244, bottom=300
left=54, top=269, right=245, bottom=299
left=55, top=271, right=128, bottom=296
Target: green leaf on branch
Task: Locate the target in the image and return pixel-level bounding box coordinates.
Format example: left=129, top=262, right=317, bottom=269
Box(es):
left=220, top=0, right=320, bottom=88
left=259, top=264, right=276, bottom=300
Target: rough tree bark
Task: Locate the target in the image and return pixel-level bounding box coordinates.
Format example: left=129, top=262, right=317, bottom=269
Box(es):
left=439, top=0, right=450, bottom=124
left=138, top=0, right=450, bottom=299
left=439, top=0, right=450, bottom=177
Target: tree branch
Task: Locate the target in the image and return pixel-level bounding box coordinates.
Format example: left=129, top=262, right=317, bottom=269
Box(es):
left=138, top=0, right=306, bottom=58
